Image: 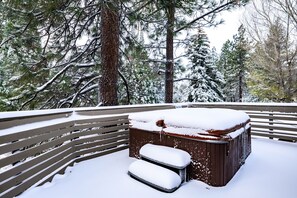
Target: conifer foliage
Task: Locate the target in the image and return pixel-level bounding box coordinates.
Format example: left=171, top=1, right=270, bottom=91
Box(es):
left=0, top=0, right=250, bottom=111
left=217, top=25, right=249, bottom=102
left=187, top=28, right=224, bottom=102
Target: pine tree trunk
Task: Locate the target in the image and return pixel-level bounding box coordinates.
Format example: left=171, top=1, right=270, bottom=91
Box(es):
left=99, top=2, right=119, bottom=106
left=239, top=72, right=243, bottom=102
left=165, top=2, right=175, bottom=103
left=238, top=47, right=243, bottom=102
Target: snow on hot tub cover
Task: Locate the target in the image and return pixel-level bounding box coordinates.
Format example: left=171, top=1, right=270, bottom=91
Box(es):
left=129, top=108, right=250, bottom=141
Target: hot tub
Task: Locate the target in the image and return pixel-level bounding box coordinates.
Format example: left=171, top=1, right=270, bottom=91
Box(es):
left=129, top=108, right=251, bottom=187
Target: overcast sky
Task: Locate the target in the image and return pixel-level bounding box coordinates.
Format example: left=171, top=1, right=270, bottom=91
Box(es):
left=205, top=6, right=247, bottom=52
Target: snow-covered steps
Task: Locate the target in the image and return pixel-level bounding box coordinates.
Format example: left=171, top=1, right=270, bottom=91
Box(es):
left=128, top=160, right=181, bottom=193
left=140, top=143, right=191, bottom=169
left=128, top=144, right=191, bottom=192
left=140, top=143, right=191, bottom=182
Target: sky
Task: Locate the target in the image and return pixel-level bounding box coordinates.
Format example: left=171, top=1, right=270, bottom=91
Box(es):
left=205, top=5, right=247, bottom=52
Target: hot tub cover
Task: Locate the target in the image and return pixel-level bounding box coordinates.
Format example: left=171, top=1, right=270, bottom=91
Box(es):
left=129, top=108, right=250, bottom=141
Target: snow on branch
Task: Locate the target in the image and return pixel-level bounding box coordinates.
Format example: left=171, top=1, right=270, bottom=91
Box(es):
left=37, top=62, right=96, bottom=92
left=70, top=76, right=99, bottom=104
left=173, top=78, right=199, bottom=82
left=75, top=63, right=97, bottom=68
left=13, top=62, right=96, bottom=109
left=36, top=64, right=71, bottom=92
left=142, top=59, right=167, bottom=64
left=0, top=18, right=33, bottom=48
left=174, top=0, right=239, bottom=33
left=58, top=76, right=99, bottom=108
left=79, top=84, right=98, bottom=95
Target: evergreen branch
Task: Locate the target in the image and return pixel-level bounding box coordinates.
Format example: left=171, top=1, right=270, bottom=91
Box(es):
left=36, top=64, right=72, bottom=92
left=143, top=59, right=167, bottom=63
left=68, top=76, right=100, bottom=107
left=118, top=69, right=130, bottom=105
left=79, top=84, right=98, bottom=95
left=42, top=32, right=51, bottom=55
left=52, top=36, right=99, bottom=69
left=0, top=18, right=33, bottom=48
left=127, top=0, right=154, bottom=15
left=16, top=62, right=96, bottom=109
left=39, top=96, right=55, bottom=110
left=174, top=1, right=237, bottom=33
left=173, top=78, right=199, bottom=82
left=74, top=73, right=96, bottom=88
left=19, top=93, right=38, bottom=110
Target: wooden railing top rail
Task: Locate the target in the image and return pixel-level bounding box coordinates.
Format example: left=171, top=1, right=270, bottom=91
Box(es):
left=1, top=102, right=295, bottom=122
left=188, top=102, right=297, bottom=113
left=189, top=102, right=297, bottom=142
left=0, top=104, right=178, bottom=130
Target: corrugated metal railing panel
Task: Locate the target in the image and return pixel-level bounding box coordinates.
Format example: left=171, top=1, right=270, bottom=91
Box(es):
left=189, top=103, right=297, bottom=142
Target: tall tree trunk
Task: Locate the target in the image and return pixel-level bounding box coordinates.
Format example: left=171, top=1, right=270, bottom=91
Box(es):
left=165, top=1, right=175, bottom=103
left=99, top=1, right=119, bottom=106
left=238, top=49, right=243, bottom=102
left=238, top=70, right=243, bottom=102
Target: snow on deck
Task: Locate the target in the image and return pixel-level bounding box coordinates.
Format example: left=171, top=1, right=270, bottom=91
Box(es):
left=18, top=138, right=297, bottom=198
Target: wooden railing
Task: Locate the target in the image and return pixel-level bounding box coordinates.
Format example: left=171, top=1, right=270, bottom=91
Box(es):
left=0, top=104, right=176, bottom=198
left=0, top=103, right=296, bottom=197
left=189, top=103, right=297, bottom=142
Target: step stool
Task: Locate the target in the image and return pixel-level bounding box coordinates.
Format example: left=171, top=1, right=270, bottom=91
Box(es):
left=128, top=160, right=181, bottom=193
left=140, top=143, right=191, bottom=183
left=128, top=144, right=191, bottom=192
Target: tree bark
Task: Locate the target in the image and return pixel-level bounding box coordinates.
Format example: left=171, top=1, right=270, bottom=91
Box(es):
left=165, top=1, right=175, bottom=103
left=239, top=48, right=243, bottom=102
left=100, top=1, right=119, bottom=106
left=238, top=70, right=243, bottom=102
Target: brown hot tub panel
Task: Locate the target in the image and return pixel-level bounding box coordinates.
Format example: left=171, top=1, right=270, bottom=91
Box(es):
left=129, top=126, right=251, bottom=187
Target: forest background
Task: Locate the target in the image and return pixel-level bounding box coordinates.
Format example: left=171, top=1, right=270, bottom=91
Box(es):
left=0, top=0, right=296, bottom=111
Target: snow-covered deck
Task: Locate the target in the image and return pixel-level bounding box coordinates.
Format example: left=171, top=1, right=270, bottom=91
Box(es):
left=18, top=138, right=297, bottom=198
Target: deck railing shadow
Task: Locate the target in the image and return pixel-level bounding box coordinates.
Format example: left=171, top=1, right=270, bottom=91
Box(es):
left=0, top=103, right=296, bottom=197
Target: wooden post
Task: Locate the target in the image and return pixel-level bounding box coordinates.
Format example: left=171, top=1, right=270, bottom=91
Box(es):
left=269, top=113, right=273, bottom=139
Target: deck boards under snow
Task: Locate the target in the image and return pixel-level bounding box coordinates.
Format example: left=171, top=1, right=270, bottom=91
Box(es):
left=18, top=138, right=297, bottom=198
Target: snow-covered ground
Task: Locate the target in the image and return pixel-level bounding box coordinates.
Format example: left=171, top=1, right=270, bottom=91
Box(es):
left=18, top=138, right=297, bottom=198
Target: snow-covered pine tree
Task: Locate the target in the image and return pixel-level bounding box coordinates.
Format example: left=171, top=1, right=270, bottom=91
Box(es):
left=0, top=0, right=251, bottom=110
left=119, top=40, right=163, bottom=104
left=217, top=40, right=236, bottom=101
left=217, top=25, right=249, bottom=102
left=127, top=0, right=248, bottom=103
left=187, top=28, right=224, bottom=102
left=232, top=25, right=249, bottom=102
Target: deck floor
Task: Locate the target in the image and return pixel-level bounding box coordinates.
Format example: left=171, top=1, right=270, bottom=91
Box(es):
left=18, top=138, right=297, bottom=198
